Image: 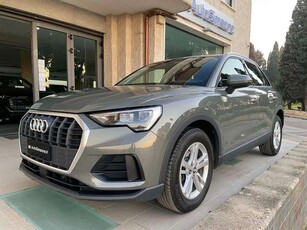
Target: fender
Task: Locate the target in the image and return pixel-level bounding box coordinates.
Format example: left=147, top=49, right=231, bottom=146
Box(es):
left=158, top=113, right=222, bottom=184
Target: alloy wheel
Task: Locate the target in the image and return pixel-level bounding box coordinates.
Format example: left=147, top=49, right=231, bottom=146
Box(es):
left=179, top=142, right=209, bottom=200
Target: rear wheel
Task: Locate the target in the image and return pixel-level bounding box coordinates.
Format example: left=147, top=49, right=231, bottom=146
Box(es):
left=157, top=128, right=213, bottom=213
left=259, top=116, right=282, bottom=156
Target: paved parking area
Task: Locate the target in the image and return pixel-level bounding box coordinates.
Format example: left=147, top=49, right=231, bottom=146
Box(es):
left=0, top=117, right=306, bottom=230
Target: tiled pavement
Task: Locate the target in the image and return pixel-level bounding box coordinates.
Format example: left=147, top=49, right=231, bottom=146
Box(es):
left=0, top=200, right=34, bottom=230
left=0, top=117, right=307, bottom=230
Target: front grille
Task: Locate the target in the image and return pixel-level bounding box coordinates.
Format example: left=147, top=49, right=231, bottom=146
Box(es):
left=9, top=96, right=31, bottom=111
left=21, top=159, right=142, bottom=196
left=91, top=155, right=144, bottom=182
left=20, top=112, right=83, bottom=170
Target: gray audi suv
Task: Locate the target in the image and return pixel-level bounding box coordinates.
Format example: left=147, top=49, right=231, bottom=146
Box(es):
left=19, top=53, right=283, bottom=213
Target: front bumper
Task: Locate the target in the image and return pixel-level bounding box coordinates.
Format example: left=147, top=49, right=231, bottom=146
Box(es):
left=20, top=162, right=164, bottom=201
left=19, top=110, right=166, bottom=201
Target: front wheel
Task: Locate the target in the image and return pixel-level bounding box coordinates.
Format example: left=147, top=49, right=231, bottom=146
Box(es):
left=157, top=128, right=213, bottom=213
left=259, top=116, right=282, bottom=156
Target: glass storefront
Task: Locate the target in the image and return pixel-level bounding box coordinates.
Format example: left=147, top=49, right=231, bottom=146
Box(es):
left=74, top=36, right=98, bottom=90
left=0, top=14, right=102, bottom=124
left=165, top=24, right=223, bottom=59
left=38, top=27, right=68, bottom=94
left=37, top=27, right=100, bottom=93
left=0, top=16, right=32, bottom=82
left=0, top=16, right=33, bottom=123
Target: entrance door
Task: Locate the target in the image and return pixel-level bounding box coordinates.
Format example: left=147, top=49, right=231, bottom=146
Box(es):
left=37, top=27, right=68, bottom=94
left=35, top=23, right=102, bottom=97
left=73, top=35, right=98, bottom=90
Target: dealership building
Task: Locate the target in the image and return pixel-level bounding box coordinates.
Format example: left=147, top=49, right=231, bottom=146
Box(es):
left=0, top=0, right=251, bottom=102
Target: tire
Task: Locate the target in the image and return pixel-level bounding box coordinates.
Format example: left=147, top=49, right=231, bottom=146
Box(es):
left=157, top=128, right=214, bottom=213
left=259, top=116, right=282, bottom=156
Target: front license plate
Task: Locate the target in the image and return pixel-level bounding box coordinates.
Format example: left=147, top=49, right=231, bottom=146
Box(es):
left=27, top=139, right=51, bottom=161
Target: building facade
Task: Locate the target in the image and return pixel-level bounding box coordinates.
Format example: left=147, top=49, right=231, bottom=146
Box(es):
left=0, top=0, right=252, bottom=101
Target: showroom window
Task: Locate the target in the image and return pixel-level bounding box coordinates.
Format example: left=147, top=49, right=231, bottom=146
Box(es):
left=36, top=25, right=102, bottom=95
left=37, top=27, right=68, bottom=93
left=0, top=16, right=32, bottom=84
left=165, top=24, right=223, bottom=59
left=0, top=13, right=103, bottom=123
left=37, top=27, right=100, bottom=93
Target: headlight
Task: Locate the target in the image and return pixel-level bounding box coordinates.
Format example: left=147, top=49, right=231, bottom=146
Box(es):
left=89, top=106, right=162, bottom=131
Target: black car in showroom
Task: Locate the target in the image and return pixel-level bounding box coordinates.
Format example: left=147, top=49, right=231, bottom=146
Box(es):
left=0, top=75, right=54, bottom=122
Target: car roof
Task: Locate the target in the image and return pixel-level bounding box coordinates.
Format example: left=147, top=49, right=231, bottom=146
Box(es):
left=164, top=53, right=258, bottom=66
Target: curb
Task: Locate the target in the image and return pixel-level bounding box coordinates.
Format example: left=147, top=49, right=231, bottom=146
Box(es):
left=193, top=141, right=307, bottom=230
left=284, top=114, right=307, bottom=121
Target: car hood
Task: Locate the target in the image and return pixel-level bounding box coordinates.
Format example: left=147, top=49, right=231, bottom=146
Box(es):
left=30, top=85, right=211, bottom=113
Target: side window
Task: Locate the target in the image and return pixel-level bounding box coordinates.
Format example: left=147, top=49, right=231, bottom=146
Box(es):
left=245, top=62, right=269, bottom=86
left=257, top=67, right=270, bottom=86
left=219, top=58, right=247, bottom=87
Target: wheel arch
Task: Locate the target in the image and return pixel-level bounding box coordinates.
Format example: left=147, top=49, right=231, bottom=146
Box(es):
left=159, top=115, right=222, bottom=184
left=276, top=109, right=284, bottom=127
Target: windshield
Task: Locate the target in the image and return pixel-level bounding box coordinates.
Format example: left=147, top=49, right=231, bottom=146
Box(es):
left=116, top=57, right=219, bottom=86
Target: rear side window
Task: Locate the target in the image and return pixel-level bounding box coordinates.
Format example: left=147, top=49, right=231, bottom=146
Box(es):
left=245, top=62, right=270, bottom=86
left=218, top=58, right=247, bottom=87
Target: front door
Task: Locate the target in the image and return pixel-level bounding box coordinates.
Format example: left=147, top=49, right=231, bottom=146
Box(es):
left=37, top=27, right=68, bottom=94
left=216, top=58, right=260, bottom=154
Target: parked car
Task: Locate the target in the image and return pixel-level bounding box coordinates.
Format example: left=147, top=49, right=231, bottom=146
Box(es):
left=0, top=76, right=54, bottom=122
left=19, top=53, right=283, bottom=213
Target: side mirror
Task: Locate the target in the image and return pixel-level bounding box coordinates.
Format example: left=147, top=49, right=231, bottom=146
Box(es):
left=226, top=74, right=252, bottom=94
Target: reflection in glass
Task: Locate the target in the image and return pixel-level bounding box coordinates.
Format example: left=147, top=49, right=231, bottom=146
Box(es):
left=0, top=16, right=33, bottom=123
left=37, top=27, right=68, bottom=94
left=165, top=24, right=223, bottom=59
left=74, top=36, right=97, bottom=90
left=0, top=17, right=32, bottom=81
left=117, top=57, right=218, bottom=86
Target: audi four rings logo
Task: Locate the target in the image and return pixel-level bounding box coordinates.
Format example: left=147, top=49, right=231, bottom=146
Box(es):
left=29, top=118, right=49, bottom=133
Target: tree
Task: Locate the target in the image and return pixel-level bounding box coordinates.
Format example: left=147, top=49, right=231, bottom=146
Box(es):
left=249, top=42, right=256, bottom=61
left=279, top=0, right=307, bottom=111
left=254, top=50, right=267, bottom=71
left=266, top=42, right=280, bottom=88
left=249, top=42, right=267, bottom=71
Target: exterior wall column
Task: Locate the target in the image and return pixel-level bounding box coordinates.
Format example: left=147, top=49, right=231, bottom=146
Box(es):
left=148, top=15, right=165, bottom=64
left=104, top=15, right=118, bottom=86
left=104, top=13, right=145, bottom=86
left=223, top=45, right=231, bottom=53
left=117, top=14, right=132, bottom=81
